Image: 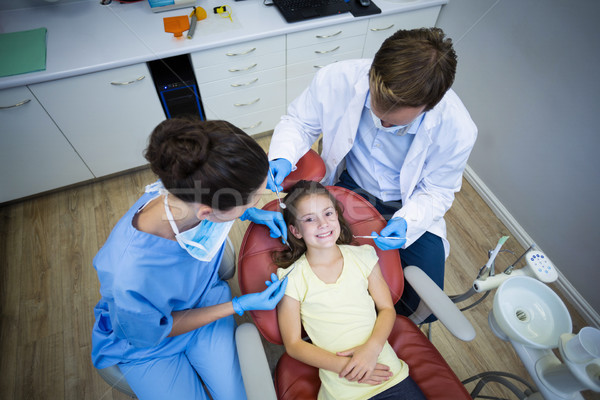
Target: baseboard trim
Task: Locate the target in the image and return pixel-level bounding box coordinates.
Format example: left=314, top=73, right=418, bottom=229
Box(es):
left=463, top=165, right=600, bottom=327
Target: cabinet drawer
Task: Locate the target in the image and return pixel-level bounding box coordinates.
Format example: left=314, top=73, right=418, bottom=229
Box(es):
left=29, top=63, right=166, bottom=178
left=194, top=52, right=285, bottom=84
left=0, top=86, right=93, bottom=202
left=287, top=49, right=362, bottom=79
left=287, top=20, right=368, bottom=49
left=199, top=66, right=285, bottom=98
left=363, top=7, right=442, bottom=58
left=191, top=36, right=285, bottom=69
left=229, top=106, right=287, bottom=136
left=286, top=74, right=315, bottom=106
left=202, top=81, right=285, bottom=119
left=287, top=36, right=364, bottom=65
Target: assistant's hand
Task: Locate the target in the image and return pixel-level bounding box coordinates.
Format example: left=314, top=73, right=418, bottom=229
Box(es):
left=267, top=159, right=293, bottom=192
left=241, top=207, right=288, bottom=244
left=373, top=217, right=407, bottom=250
left=232, top=273, right=288, bottom=316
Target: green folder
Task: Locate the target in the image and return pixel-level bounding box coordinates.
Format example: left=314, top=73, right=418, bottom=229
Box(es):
left=0, top=27, right=47, bottom=78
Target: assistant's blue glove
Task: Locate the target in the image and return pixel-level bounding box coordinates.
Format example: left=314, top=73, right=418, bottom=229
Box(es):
left=373, top=217, right=407, bottom=251
left=232, top=273, right=288, bottom=316
left=241, top=207, right=288, bottom=243
left=267, top=159, right=293, bottom=192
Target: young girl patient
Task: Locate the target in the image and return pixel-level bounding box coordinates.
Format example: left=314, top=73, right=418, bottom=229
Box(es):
left=274, top=181, right=426, bottom=400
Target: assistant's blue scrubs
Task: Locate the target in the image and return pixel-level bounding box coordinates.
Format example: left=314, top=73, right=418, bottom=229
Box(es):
left=91, top=187, right=246, bottom=400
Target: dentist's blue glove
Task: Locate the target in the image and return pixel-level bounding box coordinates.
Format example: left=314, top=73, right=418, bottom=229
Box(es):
left=241, top=207, right=288, bottom=243
left=373, top=217, right=407, bottom=251
left=267, top=159, right=293, bottom=192
left=232, top=273, right=288, bottom=316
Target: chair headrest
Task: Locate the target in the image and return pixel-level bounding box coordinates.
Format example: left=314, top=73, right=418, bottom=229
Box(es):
left=238, top=186, right=403, bottom=345
left=280, top=149, right=326, bottom=192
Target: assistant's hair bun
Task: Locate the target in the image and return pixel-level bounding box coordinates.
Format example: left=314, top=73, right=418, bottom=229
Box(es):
left=145, top=118, right=213, bottom=181
left=166, top=130, right=211, bottom=180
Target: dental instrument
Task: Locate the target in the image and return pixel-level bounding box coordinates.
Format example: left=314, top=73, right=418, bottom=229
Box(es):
left=269, top=168, right=286, bottom=209
left=476, top=235, right=509, bottom=281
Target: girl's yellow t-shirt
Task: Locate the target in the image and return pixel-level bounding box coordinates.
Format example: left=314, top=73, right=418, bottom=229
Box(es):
left=277, top=244, right=409, bottom=400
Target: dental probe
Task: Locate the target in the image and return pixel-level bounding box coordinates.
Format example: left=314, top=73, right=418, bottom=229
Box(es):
left=353, top=235, right=406, bottom=240
left=269, top=168, right=286, bottom=209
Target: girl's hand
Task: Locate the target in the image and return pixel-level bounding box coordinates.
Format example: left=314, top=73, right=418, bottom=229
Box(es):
left=337, top=342, right=384, bottom=383
left=359, top=363, right=393, bottom=385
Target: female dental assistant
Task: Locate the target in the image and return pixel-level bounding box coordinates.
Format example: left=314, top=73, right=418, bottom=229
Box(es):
left=91, top=118, right=288, bottom=400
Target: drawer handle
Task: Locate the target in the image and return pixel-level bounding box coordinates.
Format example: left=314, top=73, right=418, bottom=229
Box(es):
left=110, top=75, right=145, bottom=85
left=231, top=78, right=259, bottom=87
left=234, top=98, right=260, bottom=107
left=316, top=30, right=342, bottom=39
left=242, top=121, right=263, bottom=130
left=370, top=24, right=395, bottom=32
left=229, top=63, right=258, bottom=72
left=315, top=46, right=340, bottom=54
left=0, top=99, right=31, bottom=109
left=226, top=47, right=257, bottom=56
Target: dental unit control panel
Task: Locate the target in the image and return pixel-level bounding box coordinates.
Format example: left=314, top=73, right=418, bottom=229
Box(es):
left=525, top=250, right=558, bottom=282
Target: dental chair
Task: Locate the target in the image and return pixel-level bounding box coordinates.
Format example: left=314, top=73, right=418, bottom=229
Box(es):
left=237, top=184, right=474, bottom=399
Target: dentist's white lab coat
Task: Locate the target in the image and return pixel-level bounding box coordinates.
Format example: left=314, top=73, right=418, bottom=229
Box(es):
left=269, top=59, right=477, bottom=257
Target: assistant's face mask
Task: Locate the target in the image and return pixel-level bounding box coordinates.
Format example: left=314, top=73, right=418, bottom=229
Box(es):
left=370, top=108, right=410, bottom=135
left=163, top=192, right=234, bottom=262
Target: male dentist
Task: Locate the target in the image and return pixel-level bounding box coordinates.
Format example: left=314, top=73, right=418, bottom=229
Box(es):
left=268, top=28, right=478, bottom=324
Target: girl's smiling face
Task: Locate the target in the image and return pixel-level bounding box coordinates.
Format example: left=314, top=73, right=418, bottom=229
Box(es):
left=289, top=194, right=340, bottom=249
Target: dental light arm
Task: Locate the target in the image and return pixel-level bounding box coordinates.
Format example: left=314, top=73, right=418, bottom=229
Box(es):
left=403, top=266, right=476, bottom=342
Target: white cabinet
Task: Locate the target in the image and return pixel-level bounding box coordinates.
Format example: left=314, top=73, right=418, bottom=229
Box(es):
left=0, top=86, right=93, bottom=203
left=29, top=63, right=165, bottom=178
left=192, top=36, right=287, bottom=135
left=286, top=20, right=368, bottom=105
left=1, top=6, right=444, bottom=201
left=362, top=6, right=442, bottom=58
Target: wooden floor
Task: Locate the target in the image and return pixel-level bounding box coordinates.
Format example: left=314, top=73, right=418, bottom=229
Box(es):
left=0, top=134, right=593, bottom=400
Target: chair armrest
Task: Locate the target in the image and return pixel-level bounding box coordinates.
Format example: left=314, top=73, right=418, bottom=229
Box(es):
left=235, top=323, right=277, bottom=400
left=403, top=266, right=476, bottom=342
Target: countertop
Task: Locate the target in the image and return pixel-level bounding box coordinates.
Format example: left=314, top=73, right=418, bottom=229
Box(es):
left=0, top=0, right=446, bottom=90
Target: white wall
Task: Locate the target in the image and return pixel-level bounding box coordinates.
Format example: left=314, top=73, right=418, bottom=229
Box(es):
left=436, top=0, right=600, bottom=322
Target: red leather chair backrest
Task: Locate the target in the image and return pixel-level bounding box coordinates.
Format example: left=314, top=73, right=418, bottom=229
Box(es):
left=238, top=186, right=403, bottom=345
left=279, top=149, right=327, bottom=192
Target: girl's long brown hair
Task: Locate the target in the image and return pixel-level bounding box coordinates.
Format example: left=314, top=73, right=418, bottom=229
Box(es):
left=272, top=181, right=354, bottom=268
